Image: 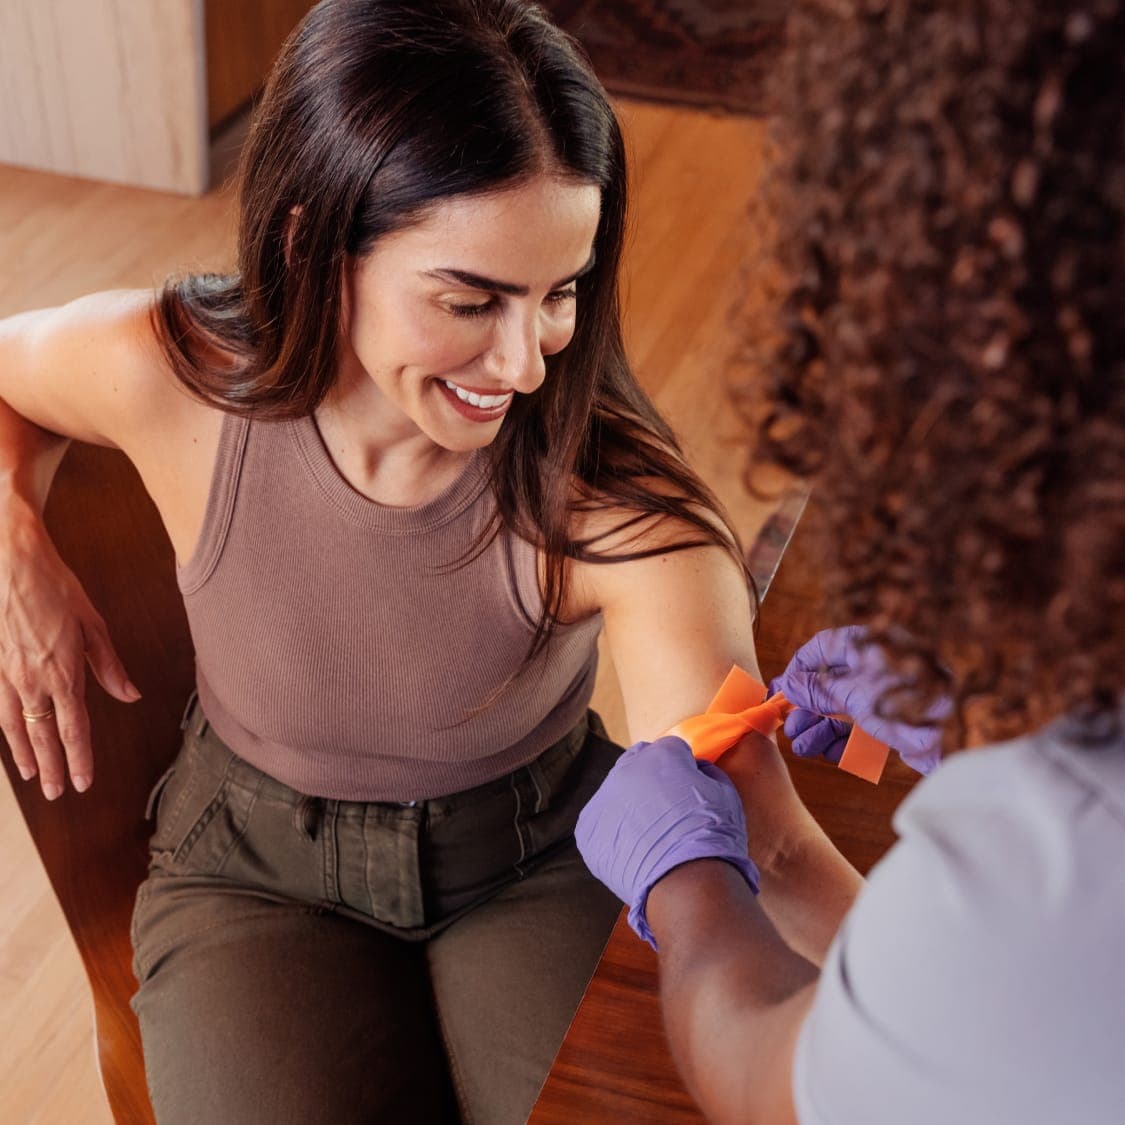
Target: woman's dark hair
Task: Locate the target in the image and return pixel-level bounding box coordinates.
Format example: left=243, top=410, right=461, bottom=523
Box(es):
left=154, top=0, right=751, bottom=659
left=756, top=0, right=1124, bottom=742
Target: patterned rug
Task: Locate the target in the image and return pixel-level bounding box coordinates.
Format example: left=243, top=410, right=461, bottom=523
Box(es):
left=541, top=0, right=789, bottom=115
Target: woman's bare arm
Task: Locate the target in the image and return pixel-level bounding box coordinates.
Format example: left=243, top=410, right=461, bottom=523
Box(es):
left=0, top=292, right=189, bottom=796
left=575, top=533, right=861, bottom=964
left=572, top=525, right=863, bottom=1120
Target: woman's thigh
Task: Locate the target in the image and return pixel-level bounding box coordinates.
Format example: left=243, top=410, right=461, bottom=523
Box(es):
left=423, top=714, right=624, bottom=1124
left=425, top=841, right=621, bottom=1125
left=132, top=877, right=460, bottom=1125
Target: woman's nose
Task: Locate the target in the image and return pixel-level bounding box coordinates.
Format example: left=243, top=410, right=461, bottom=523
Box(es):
left=484, top=314, right=547, bottom=393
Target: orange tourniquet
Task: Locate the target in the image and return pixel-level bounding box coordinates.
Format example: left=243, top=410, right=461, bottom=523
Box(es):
left=665, top=664, right=892, bottom=784
left=665, top=666, right=788, bottom=762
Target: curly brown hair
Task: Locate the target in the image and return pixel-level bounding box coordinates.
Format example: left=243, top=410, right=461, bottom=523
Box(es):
left=755, top=0, right=1125, bottom=743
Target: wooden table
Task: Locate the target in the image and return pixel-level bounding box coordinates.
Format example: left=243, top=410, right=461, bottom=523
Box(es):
left=530, top=504, right=921, bottom=1122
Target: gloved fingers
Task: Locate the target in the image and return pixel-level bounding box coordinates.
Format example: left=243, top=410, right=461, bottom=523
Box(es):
left=925, top=692, right=955, bottom=724
left=883, top=722, right=938, bottom=757
left=901, top=747, right=942, bottom=775
left=620, top=738, right=652, bottom=759
left=693, top=760, right=748, bottom=812
left=775, top=626, right=884, bottom=703
left=782, top=707, right=823, bottom=739
left=640, top=734, right=692, bottom=759
left=786, top=706, right=938, bottom=771
left=614, top=736, right=688, bottom=774
left=871, top=721, right=943, bottom=774
left=787, top=625, right=867, bottom=675
left=790, top=717, right=851, bottom=763
left=694, top=759, right=731, bottom=786
left=772, top=665, right=850, bottom=719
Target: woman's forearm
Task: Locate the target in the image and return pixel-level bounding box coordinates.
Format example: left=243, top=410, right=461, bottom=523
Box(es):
left=0, top=394, right=70, bottom=515
left=753, top=819, right=863, bottom=967
left=722, top=733, right=863, bottom=966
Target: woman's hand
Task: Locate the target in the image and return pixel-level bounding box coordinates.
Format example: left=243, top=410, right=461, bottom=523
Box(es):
left=769, top=626, right=947, bottom=775
left=0, top=498, right=139, bottom=798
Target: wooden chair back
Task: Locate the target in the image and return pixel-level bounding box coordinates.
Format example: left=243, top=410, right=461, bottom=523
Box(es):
left=0, top=444, right=195, bottom=1124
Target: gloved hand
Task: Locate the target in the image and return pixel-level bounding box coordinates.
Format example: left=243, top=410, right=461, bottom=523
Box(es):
left=575, top=735, right=759, bottom=950
left=769, top=626, right=948, bottom=775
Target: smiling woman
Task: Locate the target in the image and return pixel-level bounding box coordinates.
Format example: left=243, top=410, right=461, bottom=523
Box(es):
left=330, top=176, right=602, bottom=469
left=0, top=1, right=763, bottom=1123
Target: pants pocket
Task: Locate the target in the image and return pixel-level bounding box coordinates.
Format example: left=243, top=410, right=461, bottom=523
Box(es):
left=517, top=713, right=624, bottom=861
left=147, top=736, right=255, bottom=875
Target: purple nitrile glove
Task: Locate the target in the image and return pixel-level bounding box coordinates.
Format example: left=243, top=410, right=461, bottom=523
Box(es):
left=768, top=626, right=949, bottom=776
left=575, top=735, right=760, bottom=950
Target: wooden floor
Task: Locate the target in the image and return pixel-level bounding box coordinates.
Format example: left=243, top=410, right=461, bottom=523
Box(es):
left=0, top=100, right=906, bottom=1123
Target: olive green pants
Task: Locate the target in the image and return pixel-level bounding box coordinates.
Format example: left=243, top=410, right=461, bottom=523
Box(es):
left=131, top=699, right=623, bottom=1124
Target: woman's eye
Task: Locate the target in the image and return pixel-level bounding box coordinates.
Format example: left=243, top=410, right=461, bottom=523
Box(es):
left=446, top=288, right=576, bottom=320
left=448, top=300, right=495, bottom=319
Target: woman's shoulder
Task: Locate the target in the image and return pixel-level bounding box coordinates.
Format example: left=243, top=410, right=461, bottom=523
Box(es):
left=562, top=494, right=686, bottom=616
left=565, top=471, right=734, bottom=553
left=562, top=481, right=743, bottom=609
left=3, top=287, right=217, bottom=452
left=59, top=286, right=193, bottom=407
left=32, top=288, right=164, bottom=379
left=51, top=289, right=228, bottom=560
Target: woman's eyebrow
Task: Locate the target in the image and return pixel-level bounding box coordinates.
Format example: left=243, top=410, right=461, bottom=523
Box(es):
left=422, top=252, right=597, bottom=296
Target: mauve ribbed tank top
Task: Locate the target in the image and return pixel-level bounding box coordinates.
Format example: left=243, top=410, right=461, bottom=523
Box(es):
left=177, top=411, right=603, bottom=801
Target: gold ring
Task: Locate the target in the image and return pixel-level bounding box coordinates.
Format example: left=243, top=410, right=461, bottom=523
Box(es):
left=22, top=706, right=55, bottom=723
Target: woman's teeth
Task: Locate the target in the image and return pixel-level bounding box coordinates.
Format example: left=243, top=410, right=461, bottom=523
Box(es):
left=443, top=380, right=512, bottom=409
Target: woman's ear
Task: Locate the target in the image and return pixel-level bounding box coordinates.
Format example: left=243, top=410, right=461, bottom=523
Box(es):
left=283, top=205, right=303, bottom=268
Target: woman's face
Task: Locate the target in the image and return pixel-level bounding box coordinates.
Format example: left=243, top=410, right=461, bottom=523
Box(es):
left=336, top=174, right=602, bottom=453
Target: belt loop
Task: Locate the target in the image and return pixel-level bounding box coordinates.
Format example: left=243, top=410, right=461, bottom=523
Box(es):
left=525, top=761, right=547, bottom=814
left=179, top=691, right=210, bottom=739
left=179, top=691, right=199, bottom=731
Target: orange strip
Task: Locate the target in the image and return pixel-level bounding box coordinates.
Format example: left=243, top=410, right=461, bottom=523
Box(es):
left=837, top=724, right=890, bottom=784
left=664, top=663, right=893, bottom=782
left=705, top=665, right=767, bottom=714
left=665, top=667, right=788, bottom=763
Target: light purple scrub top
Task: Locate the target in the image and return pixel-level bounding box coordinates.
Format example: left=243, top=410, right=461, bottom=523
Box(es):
left=793, top=714, right=1125, bottom=1124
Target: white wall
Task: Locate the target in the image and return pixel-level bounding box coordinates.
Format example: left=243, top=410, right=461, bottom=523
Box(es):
left=0, top=0, right=207, bottom=194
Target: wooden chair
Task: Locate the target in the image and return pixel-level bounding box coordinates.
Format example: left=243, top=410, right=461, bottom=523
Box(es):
left=0, top=444, right=196, bottom=1124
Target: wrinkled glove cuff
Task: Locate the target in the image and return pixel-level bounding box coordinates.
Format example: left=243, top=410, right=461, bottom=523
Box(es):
left=627, top=852, right=761, bottom=951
